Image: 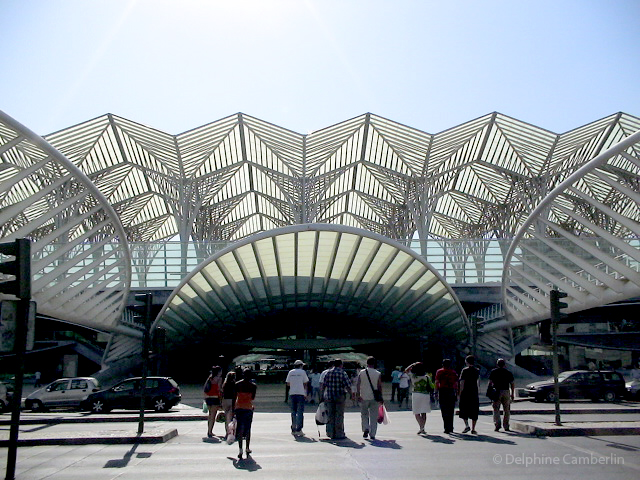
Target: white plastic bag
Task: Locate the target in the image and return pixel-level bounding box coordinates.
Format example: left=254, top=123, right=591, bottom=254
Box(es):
left=226, top=418, right=237, bottom=444
left=315, top=402, right=329, bottom=425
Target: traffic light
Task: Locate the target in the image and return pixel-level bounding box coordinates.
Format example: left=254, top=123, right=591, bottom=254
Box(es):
left=131, top=293, right=153, bottom=329
left=550, top=289, right=568, bottom=322
left=539, top=319, right=551, bottom=344
left=0, top=239, right=31, bottom=299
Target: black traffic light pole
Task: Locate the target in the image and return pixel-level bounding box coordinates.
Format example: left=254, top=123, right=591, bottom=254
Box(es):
left=132, top=293, right=153, bottom=435
left=550, top=288, right=568, bottom=427
left=0, top=239, right=31, bottom=480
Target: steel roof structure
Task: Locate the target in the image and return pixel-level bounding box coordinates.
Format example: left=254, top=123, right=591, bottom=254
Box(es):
left=1, top=110, right=639, bottom=368
left=0, top=111, right=131, bottom=334
left=42, top=112, right=640, bottom=246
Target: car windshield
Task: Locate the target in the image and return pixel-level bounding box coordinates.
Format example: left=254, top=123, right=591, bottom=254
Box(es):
left=557, top=372, right=574, bottom=382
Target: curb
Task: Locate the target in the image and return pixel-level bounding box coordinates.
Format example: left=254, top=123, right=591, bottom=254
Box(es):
left=0, top=428, right=178, bottom=446
left=0, top=414, right=206, bottom=425
left=512, top=420, right=640, bottom=437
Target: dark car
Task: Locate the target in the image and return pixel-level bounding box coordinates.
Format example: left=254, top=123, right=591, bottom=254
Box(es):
left=522, top=370, right=625, bottom=402
left=80, top=376, right=181, bottom=413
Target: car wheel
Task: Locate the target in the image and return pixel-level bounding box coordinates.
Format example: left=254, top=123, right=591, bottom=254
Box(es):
left=153, top=397, right=169, bottom=412
left=545, top=391, right=557, bottom=403
left=603, top=391, right=617, bottom=402
left=30, top=400, right=46, bottom=412
left=90, top=399, right=109, bottom=413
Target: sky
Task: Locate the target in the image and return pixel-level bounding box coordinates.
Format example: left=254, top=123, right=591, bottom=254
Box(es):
left=1, top=0, right=639, bottom=137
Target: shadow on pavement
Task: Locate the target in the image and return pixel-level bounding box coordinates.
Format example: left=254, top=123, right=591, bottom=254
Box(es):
left=202, top=436, right=223, bottom=444
left=368, top=438, right=402, bottom=449
left=104, top=443, right=153, bottom=468
left=421, top=434, right=455, bottom=444
left=320, top=437, right=365, bottom=449
left=453, top=433, right=516, bottom=444
left=229, top=455, right=262, bottom=471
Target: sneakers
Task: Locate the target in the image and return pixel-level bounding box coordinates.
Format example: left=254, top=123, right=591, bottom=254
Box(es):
left=494, top=426, right=500, bottom=432
left=462, top=427, right=471, bottom=433
left=504, top=427, right=511, bottom=432
left=471, top=430, right=477, bottom=435
left=417, top=429, right=425, bottom=435
left=363, top=430, right=369, bottom=438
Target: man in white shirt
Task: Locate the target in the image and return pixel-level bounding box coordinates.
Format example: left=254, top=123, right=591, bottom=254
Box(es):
left=286, top=360, right=309, bottom=436
left=357, top=356, right=383, bottom=440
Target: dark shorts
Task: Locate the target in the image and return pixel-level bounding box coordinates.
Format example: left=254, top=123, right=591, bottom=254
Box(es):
left=205, top=397, right=220, bottom=407
left=235, top=409, right=253, bottom=439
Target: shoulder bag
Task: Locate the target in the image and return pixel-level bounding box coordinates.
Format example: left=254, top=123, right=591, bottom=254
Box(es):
left=365, top=369, right=383, bottom=402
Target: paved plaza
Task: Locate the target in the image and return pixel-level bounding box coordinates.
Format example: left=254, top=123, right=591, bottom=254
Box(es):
left=1, top=383, right=640, bottom=480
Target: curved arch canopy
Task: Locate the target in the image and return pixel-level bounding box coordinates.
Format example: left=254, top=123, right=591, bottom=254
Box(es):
left=496, top=129, right=640, bottom=331
left=157, top=224, right=469, bottom=349
left=0, top=110, right=131, bottom=332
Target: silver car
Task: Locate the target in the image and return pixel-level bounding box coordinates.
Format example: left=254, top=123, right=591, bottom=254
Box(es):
left=25, top=377, right=101, bottom=411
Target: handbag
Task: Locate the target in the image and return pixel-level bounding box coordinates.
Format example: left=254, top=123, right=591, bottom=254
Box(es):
left=202, top=400, right=208, bottom=413
left=486, top=383, right=498, bottom=401
left=365, top=369, right=383, bottom=402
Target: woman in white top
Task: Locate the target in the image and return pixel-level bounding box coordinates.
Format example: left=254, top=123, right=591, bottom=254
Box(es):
left=405, top=362, right=434, bottom=435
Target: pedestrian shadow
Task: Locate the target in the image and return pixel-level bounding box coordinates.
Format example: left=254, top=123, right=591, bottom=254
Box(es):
left=420, top=434, right=455, bottom=444
left=320, top=437, right=365, bottom=449
left=294, top=435, right=318, bottom=443
left=454, top=433, right=516, bottom=445
left=104, top=442, right=152, bottom=468
left=229, top=455, right=262, bottom=471
left=592, top=438, right=640, bottom=452
left=368, top=438, right=402, bottom=449
left=202, top=435, right=223, bottom=443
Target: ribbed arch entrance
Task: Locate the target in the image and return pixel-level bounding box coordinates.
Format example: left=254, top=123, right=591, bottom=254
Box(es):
left=156, top=224, right=469, bottom=351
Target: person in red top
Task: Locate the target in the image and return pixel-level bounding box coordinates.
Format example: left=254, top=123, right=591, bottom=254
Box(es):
left=435, top=359, right=459, bottom=434
left=235, top=369, right=257, bottom=459
left=204, top=366, right=223, bottom=438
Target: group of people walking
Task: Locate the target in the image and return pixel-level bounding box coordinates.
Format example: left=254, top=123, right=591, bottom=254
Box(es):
left=387, top=356, right=516, bottom=435
left=203, top=365, right=257, bottom=459
left=205, top=355, right=515, bottom=457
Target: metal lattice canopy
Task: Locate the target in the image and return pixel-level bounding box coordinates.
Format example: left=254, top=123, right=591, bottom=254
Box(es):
left=156, top=224, right=468, bottom=349
left=3, top=109, right=640, bottom=363
left=44, top=112, right=640, bottom=246
left=493, top=129, right=640, bottom=332
left=0, top=111, right=131, bottom=333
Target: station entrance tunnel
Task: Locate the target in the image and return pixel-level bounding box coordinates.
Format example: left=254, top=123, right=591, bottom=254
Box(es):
left=155, top=225, right=470, bottom=382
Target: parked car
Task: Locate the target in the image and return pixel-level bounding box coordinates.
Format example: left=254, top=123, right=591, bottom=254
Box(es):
left=25, top=377, right=101, bottom=411
left=80, top=377, right=181, bottom=413
left=522, top=370, right=626, bottom=402
left=626, top=379, right=640, bottom=400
